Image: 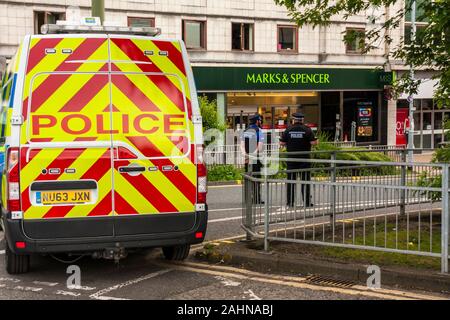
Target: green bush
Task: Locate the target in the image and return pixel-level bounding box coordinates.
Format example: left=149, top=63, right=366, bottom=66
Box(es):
left=198, top=96, right=226, bottom=132
left=207, top=165, right=243, bottom=182
left=416, top=117, right=450, bottom=199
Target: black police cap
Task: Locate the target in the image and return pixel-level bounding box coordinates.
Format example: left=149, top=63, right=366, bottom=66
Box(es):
left=249, top=114, right=262, bottom=123
left=292, top=112, right=305, bottom=120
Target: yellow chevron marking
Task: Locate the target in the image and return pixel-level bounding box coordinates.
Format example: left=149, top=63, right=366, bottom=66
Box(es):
left=23, top=203, right=51, bottom=219
left=14, top=42, right=23, bottom=72
left=111, top=81, right=179, bottom=115
left=109, top=57, right=184, bottom=114
left=171, top=41, right=183, bottom=54
left=132, top=39, right=191, bottom=101
left=65, top=170, right=113, bottom=218
left=23, top=38, right=86, bottom=101
left=20, top=149, right=66, bottom=192
left=113, top=172, right=157, bottom=213
left=26, top=85, right=111, bottom=142
left=35, top=67, right=107, bottom=115
left=139, top=163, right=194, bottom=212
left=146, top=135, right=196, bottom=186
left=23, top=148, right=112, bottom=219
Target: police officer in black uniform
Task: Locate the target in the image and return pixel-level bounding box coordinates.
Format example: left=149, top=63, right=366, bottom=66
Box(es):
left=240, top=114, right=264, bottom=204
left=280, top=112, right=318, bottom=207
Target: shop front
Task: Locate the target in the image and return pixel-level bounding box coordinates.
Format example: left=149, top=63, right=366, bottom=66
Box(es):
left=193, top=66, right=390, bottom=145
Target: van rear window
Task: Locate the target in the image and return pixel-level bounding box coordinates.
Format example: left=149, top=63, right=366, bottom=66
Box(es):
left=27, top=72, right=191, bottom=159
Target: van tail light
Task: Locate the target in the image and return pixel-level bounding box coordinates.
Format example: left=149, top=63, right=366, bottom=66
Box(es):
left=196, top=144, right=207, bottom=204
left=6, top=148, right=21, bottom=212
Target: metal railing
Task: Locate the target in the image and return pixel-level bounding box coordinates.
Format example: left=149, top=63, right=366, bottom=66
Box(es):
left=241, top=152, right=449, bottom=273
left=205, top=141, right=358, bottom=169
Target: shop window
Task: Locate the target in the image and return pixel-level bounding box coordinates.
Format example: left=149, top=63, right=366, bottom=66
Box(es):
left=434, top=112, right=443, bottom=130
left=277, top=26, right=297, bottom=52
left=232, top=23, right=254, bottom=51
left=127, top=17, right=155, bottom=28
left=413, top=112, right=421, bottom=132
left=345, top=28, right=365, bottom=54
left=34, top=11, right=65, bottom=34
left=421, top=99, right=433, bottom=110
left=183, top=20, right=206, bottom=50
left=343, top=91, right=378, bottom=143
left=422, top=112, right=432, bottom=131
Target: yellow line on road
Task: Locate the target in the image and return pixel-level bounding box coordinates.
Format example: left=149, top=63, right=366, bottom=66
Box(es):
left=159, top=261, right=445, bottom=300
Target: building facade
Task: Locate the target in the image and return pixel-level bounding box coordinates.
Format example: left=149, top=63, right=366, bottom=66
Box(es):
left=0, top=0, right=441, bottom=146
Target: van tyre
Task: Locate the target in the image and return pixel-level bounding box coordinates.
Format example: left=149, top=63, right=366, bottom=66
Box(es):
left=162, top=244, right=190, bottom=261
left=5, top=242, right=30, bottom=274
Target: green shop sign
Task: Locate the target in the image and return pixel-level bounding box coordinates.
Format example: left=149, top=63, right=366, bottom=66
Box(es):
left=192, top=66, right=392, bottom=91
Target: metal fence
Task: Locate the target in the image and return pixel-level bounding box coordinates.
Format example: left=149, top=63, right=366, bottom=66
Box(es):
left=205, top=141, right=357, bottom=169
left=241, top=152, right=449, bottom=273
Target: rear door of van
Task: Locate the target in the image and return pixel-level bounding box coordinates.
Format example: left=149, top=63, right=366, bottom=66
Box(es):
left=109, top=36, right=197, bottom=235
left=20, top=35, right=115, bottom=239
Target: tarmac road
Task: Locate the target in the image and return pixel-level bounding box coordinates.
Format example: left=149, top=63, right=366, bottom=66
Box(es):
left=0, top=185, right=445, bottom=300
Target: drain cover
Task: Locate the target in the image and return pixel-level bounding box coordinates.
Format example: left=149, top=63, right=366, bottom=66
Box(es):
left=304, top=275, right=356, bottom=288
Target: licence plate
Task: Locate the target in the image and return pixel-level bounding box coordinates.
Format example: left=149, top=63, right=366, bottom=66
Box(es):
left=36, top=190, right=91, bottom=205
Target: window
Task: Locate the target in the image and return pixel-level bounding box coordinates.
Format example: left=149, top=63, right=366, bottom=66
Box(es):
left=232, top=23, right=254, bottom=51
left=404, top=24, right=427, bottom=45
left=0, top=72, right=13, bottom=144
left=277, top=26, right=297, bottom=52
left=127, top=17, right=155, bottom=28
left=404, top=0, right=428, bottom=46
left=182, top=20, right=206, bottom=50
left=345, top=28, right=365, bottom=54
left=34, top=11, right=65, bottom=34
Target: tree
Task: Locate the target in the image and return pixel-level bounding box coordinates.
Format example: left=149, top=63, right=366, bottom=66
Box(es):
left=198, top=95, right=226, bottom=132
left=274, top=0, right=449, bottom=107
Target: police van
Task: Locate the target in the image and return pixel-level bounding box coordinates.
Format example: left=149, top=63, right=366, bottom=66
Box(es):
left=0, top=23, right=207, bottom=274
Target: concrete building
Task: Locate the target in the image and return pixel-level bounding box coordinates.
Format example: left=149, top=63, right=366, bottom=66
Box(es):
left=0, top=0, right=442, bottom=146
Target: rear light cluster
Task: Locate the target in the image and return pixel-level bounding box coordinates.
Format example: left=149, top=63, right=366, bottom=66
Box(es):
left=6, top=148, right=21, bottom=212
left=196, top=144, right=207, bottom=204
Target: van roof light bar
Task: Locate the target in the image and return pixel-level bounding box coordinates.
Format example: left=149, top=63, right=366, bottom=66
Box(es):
left=40, top=24, right=162, bottom=36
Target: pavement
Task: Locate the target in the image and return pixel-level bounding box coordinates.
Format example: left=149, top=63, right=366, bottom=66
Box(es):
left=0, top=184, right=448, bottom=300
left=194, top=238, right=450, bottom=298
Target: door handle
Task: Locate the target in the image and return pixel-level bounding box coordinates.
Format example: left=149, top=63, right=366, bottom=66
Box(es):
left=118, top=166, right=146, bottom=174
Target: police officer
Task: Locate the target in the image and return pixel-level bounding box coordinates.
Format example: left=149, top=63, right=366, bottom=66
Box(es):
left=280, top=112, right=318, bottom=207
left=240, top=114, right=264, bottom=204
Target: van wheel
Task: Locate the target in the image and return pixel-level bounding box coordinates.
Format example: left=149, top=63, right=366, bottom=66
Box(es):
left=5, top=242, right=30, bottom=274
left=162, top=244, right=190, bottom=261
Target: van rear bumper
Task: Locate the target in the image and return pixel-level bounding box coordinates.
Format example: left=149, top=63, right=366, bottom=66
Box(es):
left=2, top=209, right=208, bottom=254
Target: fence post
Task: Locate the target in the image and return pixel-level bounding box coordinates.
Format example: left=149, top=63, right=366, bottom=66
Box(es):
left=264, top=169, right=270, bottom=252
left=400, top=149, right=407, bottom=216
left=330, top=151, right=337, bottom=228
left=442, top=164, right=449, bottom=273
left=350, top=121, right=356, bottom=142
left=244, top=162, right=254, bottom=241
left=244, top=175, right=254, bottom=241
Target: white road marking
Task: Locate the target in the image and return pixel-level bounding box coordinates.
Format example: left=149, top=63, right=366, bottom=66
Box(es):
left=94, top=296, right=130, bottom=300
left=33, top=281, right=58, bottom=287
left=89, top=269, right=172, bottom=300
left=209, top=207, right=243, bottom=212
left=13, top=286, right=43, bottom=292
left=0, top=277, right=21, bottom=283
left=209, top=216, right=241, bottom=223
left=159, top=261, right=445, bottom=300
left=244, top=289, right=262, bottom=300
left=0, top=250, right=5, bottom=255
left=67, top=285, right=96, bottom=291
left=215, top=276, right=241, bottom=287
left=55, top=290, right=81, bottom=297
left=209, top=185, right=241, bottom=189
